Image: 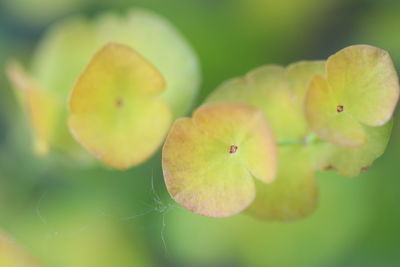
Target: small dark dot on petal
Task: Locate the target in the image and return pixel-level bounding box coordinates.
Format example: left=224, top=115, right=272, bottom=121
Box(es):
left=115, top=98, right=124, bottom=108
left=337, top=105, right=344, bottom=113
left=229, top=145, right=238, bottom=154
left=361, top=166, right=370, bottom=172
left=324, top=165, right=335, bottom=170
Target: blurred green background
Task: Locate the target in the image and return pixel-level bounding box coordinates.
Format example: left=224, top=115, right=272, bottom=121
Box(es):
left=1, top=0, right=400, bottom=266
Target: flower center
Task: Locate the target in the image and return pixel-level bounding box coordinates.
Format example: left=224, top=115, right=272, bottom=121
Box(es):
left=229, top=145, right=238, bottom=154
left=115, top=98, right=124, bottom=108
left=336, top=105, right=344, bottom=113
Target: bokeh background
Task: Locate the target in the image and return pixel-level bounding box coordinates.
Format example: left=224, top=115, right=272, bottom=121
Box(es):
left=1, top=0, right=400, bottom=266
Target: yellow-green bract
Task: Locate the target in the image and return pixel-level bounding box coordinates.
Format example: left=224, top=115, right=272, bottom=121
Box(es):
left=305, top=45, right=399, bottom=147
left=162, top=103, right=277, bottom=218
left=206, top=62, right=323, bottom=220
left=0, top=231, right=41, bottom=267
left=68, top=43, right=171, bottom=170
left=204, top=45, right=398, bottom=220
left=7, top=9, right=200, bottom=169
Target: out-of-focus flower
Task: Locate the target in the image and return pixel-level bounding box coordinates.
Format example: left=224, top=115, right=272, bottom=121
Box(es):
left=0, top=230, right=41, bottom=267
left=7, top=9, right=201, bottom=169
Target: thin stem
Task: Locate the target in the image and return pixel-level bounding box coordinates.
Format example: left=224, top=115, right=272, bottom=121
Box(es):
left=277, top=134, right=324, bottom=146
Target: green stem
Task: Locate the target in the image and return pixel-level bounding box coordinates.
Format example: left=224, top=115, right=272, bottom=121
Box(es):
left=277, top=134, right=324, bottom=146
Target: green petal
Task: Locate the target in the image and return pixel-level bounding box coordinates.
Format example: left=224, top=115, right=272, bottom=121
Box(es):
left=95, top=9, right=201, bottom=117
left=32, top=17, right=101, bottom=103
left=0, top=231, right=41, bottom=267
left=326, top=45, right=399, bottom=126
left=33, top=9, right=201, bottom=118
left=68, top=43, right=172, bottom=170
left=305, top=75, right=367, bottom=147
left=312, top=120, right=393, bottom=177
left=14, top=9, right=199, bottom=158
left=286, top=60, right=325, bottom=105
left=192, top=103, right=277, bottom=183
left=246, top=146, right=318, bottom=221
left=6, top=61, right=58, bottom=155
left=206, top=65, right=307, bottom=142
left=162, top=103, right=277, bottom=217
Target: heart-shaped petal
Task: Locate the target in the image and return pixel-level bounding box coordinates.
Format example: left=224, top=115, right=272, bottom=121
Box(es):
left=8, top=9, right=200, bottom=161
left=68, top=43, right=172, bottom=170
left=246, top=146, right=318, bottom=221
left=305, top=75, right=367, bottom=147
left=305, top=45, right=399, bottom=147
left=205, top=62, right=325, bottom=220
left=95, top=9, right=201, bottom=117
left=207, top=65, right=308, bottom=143
left=162, top=103, right=277, bottom=217
left=327, top=45, right=399, bottom=127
